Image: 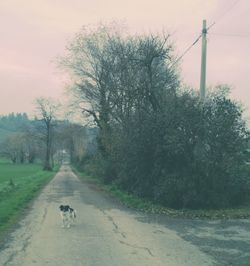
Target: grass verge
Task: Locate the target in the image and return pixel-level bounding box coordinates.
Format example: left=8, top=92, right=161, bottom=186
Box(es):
left=74, top=167, right=250, bottom=220
left=0, top=161, right=59, bottom=241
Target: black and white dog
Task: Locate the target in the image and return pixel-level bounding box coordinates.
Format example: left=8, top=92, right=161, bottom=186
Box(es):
left=59, top=205, right=76, bottom=228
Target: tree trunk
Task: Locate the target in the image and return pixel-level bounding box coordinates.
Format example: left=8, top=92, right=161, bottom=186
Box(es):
left=44, top=123, right=52, bottom=171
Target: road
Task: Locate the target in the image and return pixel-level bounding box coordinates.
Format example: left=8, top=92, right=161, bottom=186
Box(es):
left=0, top=164, right=249, bottom=266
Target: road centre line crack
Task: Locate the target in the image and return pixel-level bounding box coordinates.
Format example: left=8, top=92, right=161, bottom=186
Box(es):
left=99, top=209, right=127, bottom=239
left=119, top=240, right=154, bottom=257
left=100, top=210, right=154, bottom=257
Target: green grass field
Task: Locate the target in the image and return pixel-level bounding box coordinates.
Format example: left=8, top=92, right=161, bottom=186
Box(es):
left=0, top=160, right=58, bottom=238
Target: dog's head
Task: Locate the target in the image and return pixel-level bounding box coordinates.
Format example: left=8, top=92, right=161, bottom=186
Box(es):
left=59, top=205, right=70, bottom=212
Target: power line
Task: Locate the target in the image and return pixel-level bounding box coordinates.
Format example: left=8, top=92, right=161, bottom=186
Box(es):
left=208, top=1, right=250, bottom=41
left=205, top=1, right=241, bottom=37
left=213, top=0, right=241, bottom=25
left=206, top=0, right=241, bottom=37
left=207, top=22, right=216, bottom=31
left=171, top=0, right=241, bottom=66
left=171, top=34, right=202, bottom=66
left=172, top=22, right=215, bottom=66
left=210, top=33, right=250, bottom=39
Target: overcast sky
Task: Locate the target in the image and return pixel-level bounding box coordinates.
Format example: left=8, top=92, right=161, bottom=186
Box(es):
left=0, top=0, right=249, bottom=121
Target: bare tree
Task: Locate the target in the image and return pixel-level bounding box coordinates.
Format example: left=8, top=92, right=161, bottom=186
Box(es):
left=23, top=124, right=40, bottom=163
left=60, top=24, right=178, bottom=155
left=35, top=97, right=59, bottom=171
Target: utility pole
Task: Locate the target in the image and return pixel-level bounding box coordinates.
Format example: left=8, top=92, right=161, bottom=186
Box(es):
left=200, top=19, right=207, bottom=101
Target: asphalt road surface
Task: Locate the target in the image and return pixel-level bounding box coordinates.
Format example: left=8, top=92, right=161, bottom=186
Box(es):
left=0, top=164, right=249, bottom=266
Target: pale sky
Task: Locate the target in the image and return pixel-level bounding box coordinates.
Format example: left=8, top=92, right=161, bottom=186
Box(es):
left=0, top=0, right=249, bottom=121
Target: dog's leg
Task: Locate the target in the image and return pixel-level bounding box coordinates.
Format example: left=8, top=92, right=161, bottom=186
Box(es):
left=60, top=212, right=65, bottom=228
left=65, top=218, right=71, bottom=228
left=72, top=210, right=76, bottom=224
left=65, top=213, right=70, bottom=228
left=67, top=217, right=70, bottom=228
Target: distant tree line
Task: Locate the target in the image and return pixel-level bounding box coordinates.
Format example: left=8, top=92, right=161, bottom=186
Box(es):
left=0, top=113, right=37, bottom=163
left=60, top=24, right=250, bottom=209
left=0, top=110, right=73, bottom=169
left=0, top=113, right=29, bottom=132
